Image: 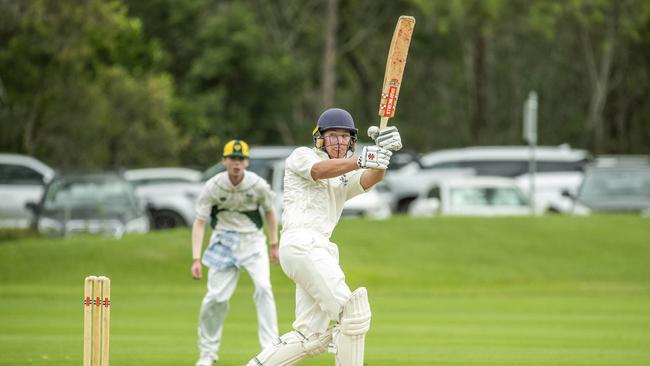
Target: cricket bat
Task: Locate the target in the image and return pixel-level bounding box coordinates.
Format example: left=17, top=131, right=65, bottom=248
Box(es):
left=378, top=16, right=415, bottom=129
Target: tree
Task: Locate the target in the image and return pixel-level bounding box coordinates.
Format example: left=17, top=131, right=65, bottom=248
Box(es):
left=0, top=0, right=177, bottom=168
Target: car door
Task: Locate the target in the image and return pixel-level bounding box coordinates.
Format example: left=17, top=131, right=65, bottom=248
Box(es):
left=0, top=163, right=47, bottom=228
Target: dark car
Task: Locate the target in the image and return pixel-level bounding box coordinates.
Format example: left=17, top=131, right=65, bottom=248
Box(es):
left=27, top=173, right=150, bottom=238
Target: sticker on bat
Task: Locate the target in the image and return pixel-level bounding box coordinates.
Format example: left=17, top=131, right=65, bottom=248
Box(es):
left=383, top=85, right=398, bottom=117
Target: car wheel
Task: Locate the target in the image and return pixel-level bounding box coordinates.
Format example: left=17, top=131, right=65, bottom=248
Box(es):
left=152, top=210, right=186, bottom=230
left=397, top=197, right=417, bottom=212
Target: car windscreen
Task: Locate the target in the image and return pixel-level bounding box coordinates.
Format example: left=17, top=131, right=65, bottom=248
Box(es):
left=449, top=187, right=528, bottom=207
left=44, top=178, right=138, bottom=209
left=579, top=169, right=650, bottom=199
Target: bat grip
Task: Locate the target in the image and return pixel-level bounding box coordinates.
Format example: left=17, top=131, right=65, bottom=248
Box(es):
left=379, top=117, right=389, bottom=130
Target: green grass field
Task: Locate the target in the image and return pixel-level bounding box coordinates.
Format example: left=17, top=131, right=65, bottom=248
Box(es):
left=1, top=216, right=649, bottom=366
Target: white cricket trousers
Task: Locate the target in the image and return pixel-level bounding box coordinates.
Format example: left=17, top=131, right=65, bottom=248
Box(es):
left=279, top=229, right=352, bottom=337
left=197, top=233, right=279, bottom=361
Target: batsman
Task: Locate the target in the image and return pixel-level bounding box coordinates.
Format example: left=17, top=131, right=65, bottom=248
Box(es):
left=245, top=108, right=403, bottom=366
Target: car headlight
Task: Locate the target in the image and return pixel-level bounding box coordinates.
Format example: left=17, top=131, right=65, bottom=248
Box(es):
left=38, top=217, right=63, bottom=235
left=125, top=216, right=150, bottom=233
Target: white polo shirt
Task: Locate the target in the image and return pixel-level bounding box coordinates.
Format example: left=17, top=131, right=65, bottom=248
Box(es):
left=281, top=147, right=368, bottom=238
left=195, top=171, right=274, bottom=233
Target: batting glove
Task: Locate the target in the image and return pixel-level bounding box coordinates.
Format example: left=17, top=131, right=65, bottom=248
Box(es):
left=367, top=125, right=403, bottom=151
left=357, top=146, right=392, bottom=170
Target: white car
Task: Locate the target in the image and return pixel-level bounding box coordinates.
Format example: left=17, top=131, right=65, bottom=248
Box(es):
left=409, top=177, right=532, bottom=217
left=417, top=145, right=589, bottom=213
left=124, top=168, right=203, bottom=229
left=0, top=153, right=55, bottom=228
left=419, top=145, right=589, bottom=176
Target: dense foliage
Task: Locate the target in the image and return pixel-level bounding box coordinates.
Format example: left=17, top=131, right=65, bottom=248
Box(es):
left=1, top=0, right=649, bottom=169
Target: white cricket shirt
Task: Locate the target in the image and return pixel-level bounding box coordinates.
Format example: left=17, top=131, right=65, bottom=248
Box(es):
left=195, top=171, right=274, bottom=233
left=281, top=147, right=368, bottom=238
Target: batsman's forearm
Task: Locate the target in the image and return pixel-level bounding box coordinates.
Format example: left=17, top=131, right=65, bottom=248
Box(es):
left=191, top=219, right=206, bottom=260
left=360, top=168, right=386, bottom=190
left=264, top=209, right=278, bottom=244
left=311, top=158, right=358, bottom=180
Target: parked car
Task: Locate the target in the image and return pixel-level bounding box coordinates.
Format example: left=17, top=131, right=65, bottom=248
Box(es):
left=419, top=145, right=589, bottom=177
left=566, top=158, right=650, bottom=215
left=26, top=173, right=149, bottom=238
left=395, top=145, right=590, bottom=214
left=0, top=153, right=55, bottom=228
left=124, top=168, right=203, bottom=229
left=409, top=177, right=531, bottom=217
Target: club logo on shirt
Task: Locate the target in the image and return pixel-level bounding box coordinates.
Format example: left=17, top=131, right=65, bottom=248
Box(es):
left=245, top=192, right=254, bottom=202
left=219, top=196, right=227, bottom=202
left=339, top=175, right=349, bottom=187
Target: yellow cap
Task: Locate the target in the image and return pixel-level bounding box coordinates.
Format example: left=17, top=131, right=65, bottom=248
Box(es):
left=223, top=139, right=249, bottom=158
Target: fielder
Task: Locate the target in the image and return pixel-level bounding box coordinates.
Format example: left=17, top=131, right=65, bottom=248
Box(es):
left=245, top=108, right=402, bottom=366
left=191, top=139, right=280, bottom=366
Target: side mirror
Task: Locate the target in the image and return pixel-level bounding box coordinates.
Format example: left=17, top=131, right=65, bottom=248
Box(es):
left=561, top=190, right=575, bottom=200
left=25, top=201, right=39, bottom=213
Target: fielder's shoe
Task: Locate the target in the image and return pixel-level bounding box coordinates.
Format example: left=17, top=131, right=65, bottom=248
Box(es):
left=195, top=356, right=216, bottom=366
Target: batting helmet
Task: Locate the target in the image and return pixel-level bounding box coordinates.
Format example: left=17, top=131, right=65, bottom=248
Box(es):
left=312, top=108, right=358, bottom=153
left=315, top=108, right=358, bottom=135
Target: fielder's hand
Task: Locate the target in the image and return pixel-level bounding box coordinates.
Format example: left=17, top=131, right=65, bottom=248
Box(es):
left=357, top=146, right=392, bottom=170
left=367, top=126, right=403, bottom=151
left=191, top=259, right=202, bottom=279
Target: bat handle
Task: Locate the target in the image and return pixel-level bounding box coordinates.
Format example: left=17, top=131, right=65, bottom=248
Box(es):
left=379, top=117, right=389, bottom=130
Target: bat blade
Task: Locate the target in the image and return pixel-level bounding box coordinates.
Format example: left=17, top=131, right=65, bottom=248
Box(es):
left=378, top=15, right=415, bottom=128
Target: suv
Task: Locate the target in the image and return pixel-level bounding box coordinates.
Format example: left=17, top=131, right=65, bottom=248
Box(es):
left=419, top=145, right=588, bottom=176
left=0, top=153, right=55, bottom=228
left=124, top=168, right=204, bottom=229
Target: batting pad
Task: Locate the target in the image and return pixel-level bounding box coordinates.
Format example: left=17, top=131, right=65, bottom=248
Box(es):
left=334, top=287, right=371, bottom=366
left=246, top=328, right=332, bottom=366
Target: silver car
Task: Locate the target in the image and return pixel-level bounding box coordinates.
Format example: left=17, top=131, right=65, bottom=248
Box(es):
left=27, top=173, right=149, bottom=238
left=0, top=153, right=54, bottom=228
left=568, top=160, right=650, bottom=215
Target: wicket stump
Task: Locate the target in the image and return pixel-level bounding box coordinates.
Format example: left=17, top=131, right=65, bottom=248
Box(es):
left=83, top=276, right=110, bottom=366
